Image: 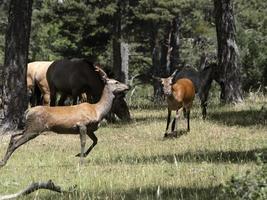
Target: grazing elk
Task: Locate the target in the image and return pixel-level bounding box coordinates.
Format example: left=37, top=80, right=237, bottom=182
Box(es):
left=154, top=71, right=195, bottom=137
left=0, top=68, right=129, bottom=167
left=27, top=61, right=53, bottom=106
left=172, top=63, right=216, bottom=119
left=46, top=58, right=102, bottom=106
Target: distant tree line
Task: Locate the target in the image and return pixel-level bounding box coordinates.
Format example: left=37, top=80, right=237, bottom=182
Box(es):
left=0, top=0, right=266, bottom=91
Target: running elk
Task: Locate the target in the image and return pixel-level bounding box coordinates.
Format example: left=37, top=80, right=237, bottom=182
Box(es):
left=0, top=68, right=129, bottom=167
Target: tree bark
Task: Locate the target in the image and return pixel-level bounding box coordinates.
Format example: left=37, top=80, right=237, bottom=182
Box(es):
left=160, top=16, right=181, bottom=76
left=152, top=31, right=164, bottom=102
left=214, top=0, right=243, bottom=103
left=169, top=16, right=181, bottom=72
left=0, top=0, right=33, bottom=130
left=120, top=42, right=129, bottom=84
left=152, top=16, right=181, bottom=102
left=110, top=1, right=131, bottom=122
left=112, top=1, right=129, bottom=84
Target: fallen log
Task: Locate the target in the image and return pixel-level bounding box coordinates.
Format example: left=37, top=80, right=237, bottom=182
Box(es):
left=0, top=180, right=66, bottom=200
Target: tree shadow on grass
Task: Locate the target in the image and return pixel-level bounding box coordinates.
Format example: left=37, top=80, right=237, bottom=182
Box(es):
left=97, top=148, right=267, bottom=165
left=208, top=109, right=267, bottom=127
left=132, top=112, right=200, bottom=124
left=39, top=185, right=222, bottom=200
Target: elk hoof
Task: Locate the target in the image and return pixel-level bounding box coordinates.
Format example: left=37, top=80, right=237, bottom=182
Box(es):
left=164, top=131, right=178, bottom=138
left=0, top=160, right=6, bottom=167
left=172, top=131, right=178, bottom=137
left=75, top=153, right=85, bottom=157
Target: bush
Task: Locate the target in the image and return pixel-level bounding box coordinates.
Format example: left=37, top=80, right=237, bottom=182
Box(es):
left=220, top=155, right=267, bottom=200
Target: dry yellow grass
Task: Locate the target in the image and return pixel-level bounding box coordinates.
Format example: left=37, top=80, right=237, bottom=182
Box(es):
left=0, top=94, right=266, bottom=199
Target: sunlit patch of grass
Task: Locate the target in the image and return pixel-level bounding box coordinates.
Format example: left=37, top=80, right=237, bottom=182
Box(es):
left=0, top=94, right=266, bottom=199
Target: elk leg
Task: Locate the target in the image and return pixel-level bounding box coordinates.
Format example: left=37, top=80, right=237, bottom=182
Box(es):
left=71, top=90, right=80, bottom=105
left=201, top=102, right=207, bottom=120
left=0, top=131, right=39, bottom=167
left=187, top=109, right=190, bottom=132
left=28, top=87, right=35, bottom=107
left=76, top=131, right=98, bottom=157
left=85, top=92, right=94, bottom=103
left=50, top=87, right=57, bottom=106
left=84, top=131, right=98, bottom=156
left=79, top=93, right=87, bottom=103
left=78, top=125, right=87, bottom=164
left=58, top=94, right=67, bottom=106
left=171, top=118, right=176, bottom=132
left=43, top=93, right=50, bottom=106
left=165, top=109, right=171, bottom=134
left=183, top=107, right=187, bottom=118
left=39, top=84, right=50, bottom=106
left=34, top=85, right=42, bottom=106
left=171, top=110, right=179, bottom=135
left=72, top=96, right=78, bottom=105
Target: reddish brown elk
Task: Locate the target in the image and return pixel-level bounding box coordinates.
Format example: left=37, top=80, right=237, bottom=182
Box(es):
left=0, top=68, right=129, bottom=167
left=155, top=71, right=195, bottom=136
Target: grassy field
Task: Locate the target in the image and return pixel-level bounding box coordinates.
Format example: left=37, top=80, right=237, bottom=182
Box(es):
left=0, top=92, right=266, bottom=199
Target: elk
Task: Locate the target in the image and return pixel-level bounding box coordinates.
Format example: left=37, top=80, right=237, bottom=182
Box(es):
left=0, top=68, right=129, bottom=167
left=27, top=61, right=53, bottom=106
left=46, top=58, right=131, bottom=122
left=154, top=71, right=195, bottom=137
left=172, top=63, right=216, bottom=119
left=47, top=58, right=105, bottom=106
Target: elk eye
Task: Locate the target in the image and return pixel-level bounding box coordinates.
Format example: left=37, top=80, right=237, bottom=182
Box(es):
left=115, top=82, right=119, bottom=84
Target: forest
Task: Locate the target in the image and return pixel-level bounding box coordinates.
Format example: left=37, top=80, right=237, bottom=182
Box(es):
left=0, top=0, right=266, bottom=199
left=0, top=0, right=266, bottom=91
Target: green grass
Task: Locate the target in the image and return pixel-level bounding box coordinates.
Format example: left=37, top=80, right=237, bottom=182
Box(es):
left=0, top=93, right=266, bottom=199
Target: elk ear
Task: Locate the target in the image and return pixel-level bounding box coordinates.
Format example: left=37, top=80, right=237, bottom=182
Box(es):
left=95, top=65, right=108, bottom=82
left=170, top=69, right=178, bottom=78
left=152, top=75, right=161, bottom=82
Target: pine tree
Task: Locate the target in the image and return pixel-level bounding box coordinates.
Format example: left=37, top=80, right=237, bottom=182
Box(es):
left=1, top=0, right=33, bottom=130
left=214, top=0, right=243, bottom=103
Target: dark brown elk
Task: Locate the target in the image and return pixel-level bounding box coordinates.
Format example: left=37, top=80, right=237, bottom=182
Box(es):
left=0, top=69, right=129, bottom=167
left=172, top=63, right=216, bottom=119
left=46, top=58, right=130, bottom=121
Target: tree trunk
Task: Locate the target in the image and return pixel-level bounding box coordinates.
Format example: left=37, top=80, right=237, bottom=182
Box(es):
left=214, top=0, right=243, bottom=103
left=120, top=42, right=129, bottom=84
left=109, top=2, right=130, bottom=122
left=152, top=16, right=181, bottom=102
left=112, top=1, right=129, bottom=84
left=152, top=31, right=164, bottom=102
left=0, top=0, right=33, bottom=130
left=169, top=16, right=181, bottom=72
left=160, top=16, right=181, bottom=76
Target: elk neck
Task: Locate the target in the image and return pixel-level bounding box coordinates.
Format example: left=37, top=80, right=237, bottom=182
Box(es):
left=94, top=84, right=115, bottom=121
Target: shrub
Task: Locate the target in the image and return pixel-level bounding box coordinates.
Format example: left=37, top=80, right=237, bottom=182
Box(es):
left=220, top=155, right=267, bottom=200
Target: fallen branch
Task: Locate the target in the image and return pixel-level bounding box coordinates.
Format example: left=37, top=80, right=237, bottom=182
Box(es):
left=0, top=180, right=66, bottom=200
